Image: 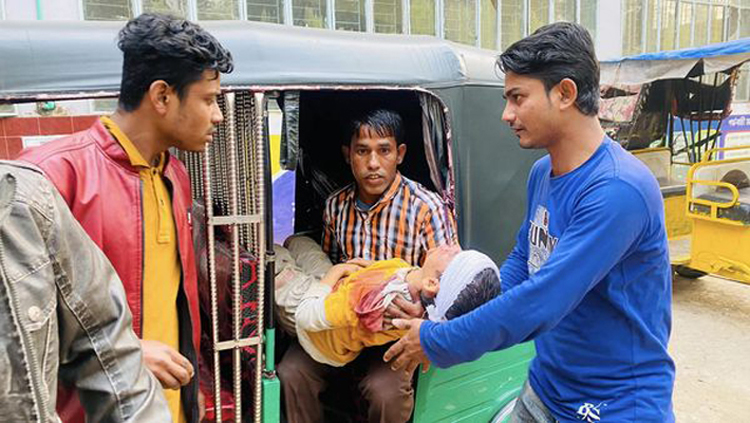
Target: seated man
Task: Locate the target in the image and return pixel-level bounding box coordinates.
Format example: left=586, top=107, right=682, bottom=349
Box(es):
left=275, top=238, right=501, bottom=367
left=279, top=108, right=457, bottom=423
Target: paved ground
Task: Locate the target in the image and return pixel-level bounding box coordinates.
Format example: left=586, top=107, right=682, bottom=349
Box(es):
left=671, top=274, right=750, bottom=421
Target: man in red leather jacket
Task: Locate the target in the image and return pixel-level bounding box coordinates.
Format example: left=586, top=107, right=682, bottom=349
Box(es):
left=19, top=13, right=233, bottom=423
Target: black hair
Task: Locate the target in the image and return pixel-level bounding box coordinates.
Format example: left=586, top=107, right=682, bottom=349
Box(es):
left=348, top=109, right=405, bottom=146
left=444, top=268, right=501, bottom=320
left=498, top=22, right=600, bottom=116
left=117, top=13, right=234, bottom=112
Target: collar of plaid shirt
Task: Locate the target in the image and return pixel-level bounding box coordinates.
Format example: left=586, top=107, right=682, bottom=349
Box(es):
left=348, top=172, right=404, bottom=213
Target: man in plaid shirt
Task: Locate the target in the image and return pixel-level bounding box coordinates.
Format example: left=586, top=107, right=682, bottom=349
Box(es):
left=278, top=109, right=457, bottom=423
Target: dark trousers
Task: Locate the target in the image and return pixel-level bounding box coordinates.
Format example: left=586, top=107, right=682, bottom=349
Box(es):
left=278, top=341, right=414, bottom=423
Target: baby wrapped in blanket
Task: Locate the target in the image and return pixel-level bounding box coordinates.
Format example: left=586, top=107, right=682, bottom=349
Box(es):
left=274, top=236, right=501, bottom=366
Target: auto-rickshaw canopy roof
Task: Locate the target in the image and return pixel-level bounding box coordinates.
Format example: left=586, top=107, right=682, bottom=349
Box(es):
left=601, top=38, right=750, bottom=88
left=0, top=20, right=501, bottom=101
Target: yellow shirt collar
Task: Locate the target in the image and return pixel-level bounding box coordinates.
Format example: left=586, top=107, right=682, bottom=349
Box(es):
left=100, top=116, right=165, bottom=170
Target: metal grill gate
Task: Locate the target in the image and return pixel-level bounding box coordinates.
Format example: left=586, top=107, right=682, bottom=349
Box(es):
left=177, top=91, right=271, bottom=423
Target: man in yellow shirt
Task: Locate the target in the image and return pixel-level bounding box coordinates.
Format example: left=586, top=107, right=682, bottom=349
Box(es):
left=101, top=116, right=188, bottom=422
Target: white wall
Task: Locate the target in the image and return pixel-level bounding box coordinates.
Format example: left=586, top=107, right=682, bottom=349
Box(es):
left=4, top=0, right=80, bottom=20
left=595, top=0, right=622, bottom=61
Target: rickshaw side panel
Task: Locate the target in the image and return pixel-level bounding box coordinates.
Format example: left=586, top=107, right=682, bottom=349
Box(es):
left=412, top=343, right=535, bottom=423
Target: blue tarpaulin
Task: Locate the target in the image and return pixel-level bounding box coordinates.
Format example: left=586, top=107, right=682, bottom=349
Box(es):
left=601, top=38, right=750, bottom=88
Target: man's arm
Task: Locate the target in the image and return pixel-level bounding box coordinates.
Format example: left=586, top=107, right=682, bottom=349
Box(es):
left=419, top=180, right=651, bottom=368
left=48, top=187, right=170, bottom=422
left=499, top=223, right=530, bottom=293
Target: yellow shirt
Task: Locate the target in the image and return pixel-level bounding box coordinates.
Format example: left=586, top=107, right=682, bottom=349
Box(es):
left=306, top=259, right=410, bottom=365
left=101, top=117, right=185, bottom=423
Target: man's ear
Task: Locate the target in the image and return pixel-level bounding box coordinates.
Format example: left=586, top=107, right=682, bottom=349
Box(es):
left=557, top=78, right=578, bottom=111
left=341, top=145, right=350, bottom=165
left=397, top=143, right=407, bottom=165
left=148, top=80, right=172, bottom=116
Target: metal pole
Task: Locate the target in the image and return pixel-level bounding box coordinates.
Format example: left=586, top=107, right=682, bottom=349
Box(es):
left=253, top=92, right=267, bottom=423
left=223, top=92, right=243, bottom=423
left=496, top=0, right=502, bottom=50
left=436, top=0, right=444, bottom=38
left=476, top=0, right=482, bottom=47
left=548, top=0, right=553, bottom=23
left=328, top=0, right=336, bottom=29
left=284, top=0, right=293, bottom=24
left=203, top=117, right=223, bottom=423
left=675, top=0, right=681, bottom=49
left=641, top=0, right=648, bottom=53
left=365, top=0, right=375, bottom=31
left=656, top=0, right=662, bottom=49
left=403, top=0, right=411, bottom=34
left=523, top=0, right=529, bottom=36
left=133, top=0, right=142, bottom=17
left=239, top=0, right=248, bottom=20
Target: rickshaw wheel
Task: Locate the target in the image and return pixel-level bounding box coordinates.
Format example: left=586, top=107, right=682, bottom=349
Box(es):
left=674, top=265, right=707, bottom=279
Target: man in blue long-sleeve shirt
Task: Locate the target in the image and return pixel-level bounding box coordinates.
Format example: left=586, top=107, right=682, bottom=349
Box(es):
left=384, top=22, right=675, bottom=423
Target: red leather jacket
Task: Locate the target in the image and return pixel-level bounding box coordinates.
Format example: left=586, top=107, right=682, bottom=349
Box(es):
left=19, top=120, right=201, bottom=421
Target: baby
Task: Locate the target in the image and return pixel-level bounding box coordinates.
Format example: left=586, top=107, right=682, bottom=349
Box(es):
left=274, top=237, right=501, bottom=367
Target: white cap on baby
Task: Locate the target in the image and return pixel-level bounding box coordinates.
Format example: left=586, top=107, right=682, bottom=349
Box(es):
left=426, top=250, right=500, bottom=322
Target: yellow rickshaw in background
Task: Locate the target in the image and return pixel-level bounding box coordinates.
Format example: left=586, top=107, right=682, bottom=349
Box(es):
left=599, top=39, right=750, bottom=284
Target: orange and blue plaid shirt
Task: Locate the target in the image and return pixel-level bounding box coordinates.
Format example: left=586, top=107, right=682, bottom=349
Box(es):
left=322, top=173, right=458, bottom=266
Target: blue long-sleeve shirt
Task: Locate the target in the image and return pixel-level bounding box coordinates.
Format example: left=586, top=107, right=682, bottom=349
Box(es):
left=421, top=138, right=675, bottom=422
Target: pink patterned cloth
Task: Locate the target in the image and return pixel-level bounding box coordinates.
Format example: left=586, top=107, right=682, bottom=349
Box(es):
left=354, top=271, right=411, bottom=332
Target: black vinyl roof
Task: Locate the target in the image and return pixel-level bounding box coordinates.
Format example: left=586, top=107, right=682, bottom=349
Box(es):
left=0, top=19, right=502, bottom=100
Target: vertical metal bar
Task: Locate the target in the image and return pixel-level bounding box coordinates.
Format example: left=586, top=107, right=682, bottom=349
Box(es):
left=436, top=0, right=444, bottom=38
left=690, top=1, right=695, bottom=47
left=402, top=0, right=411, bottom=33
left=239, top=0, right=248, bottom=20
left=548, top=0, right=554, bottom=23
left=187, top=0, right=198, bottom=20
left=705, top=73, right=718, bottom=154
left=475, top=0, right=482, bottom=47
left=706, top=2, right=712, bottom=44
left=253, top=92, right=267, bottom=423
left=656, top=0, right=662, bottom=49
left=328, top=0, right=336, bottom=29
left=284, top=0, right=293, bottom=24
left=696, top=74, right=703, bottom=160
left=575, top=0, right=581, bottom=23
left=675, top=0, right=681, bottom=49
left=365, top=0, right=375, bottom=32
left=203, top=125, right=223, bottom=423
left=223, top=92, right=243, bottom=423
left=496, top=0, right=501, bottom=50
left=133, top=0, right=143, bottom=16
left=642, top=0, right=648, bottom=53
left=723, top=4, right=729, bottom=41
left=523, top=0, right=529, bottom=36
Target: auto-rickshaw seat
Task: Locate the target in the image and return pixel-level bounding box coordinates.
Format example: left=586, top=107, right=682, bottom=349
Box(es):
left=657, top=177, right=687, bottom=197
left=696, top=187, right=750, bottom=224
left=694, top=168, right=750, bottom=224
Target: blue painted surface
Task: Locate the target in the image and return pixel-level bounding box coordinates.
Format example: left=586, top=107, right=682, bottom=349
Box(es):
left=272, top=170, right=295, bottom=244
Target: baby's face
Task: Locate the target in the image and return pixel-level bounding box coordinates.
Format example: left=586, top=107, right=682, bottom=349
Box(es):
left=422, top=244, right=461, bottom=280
